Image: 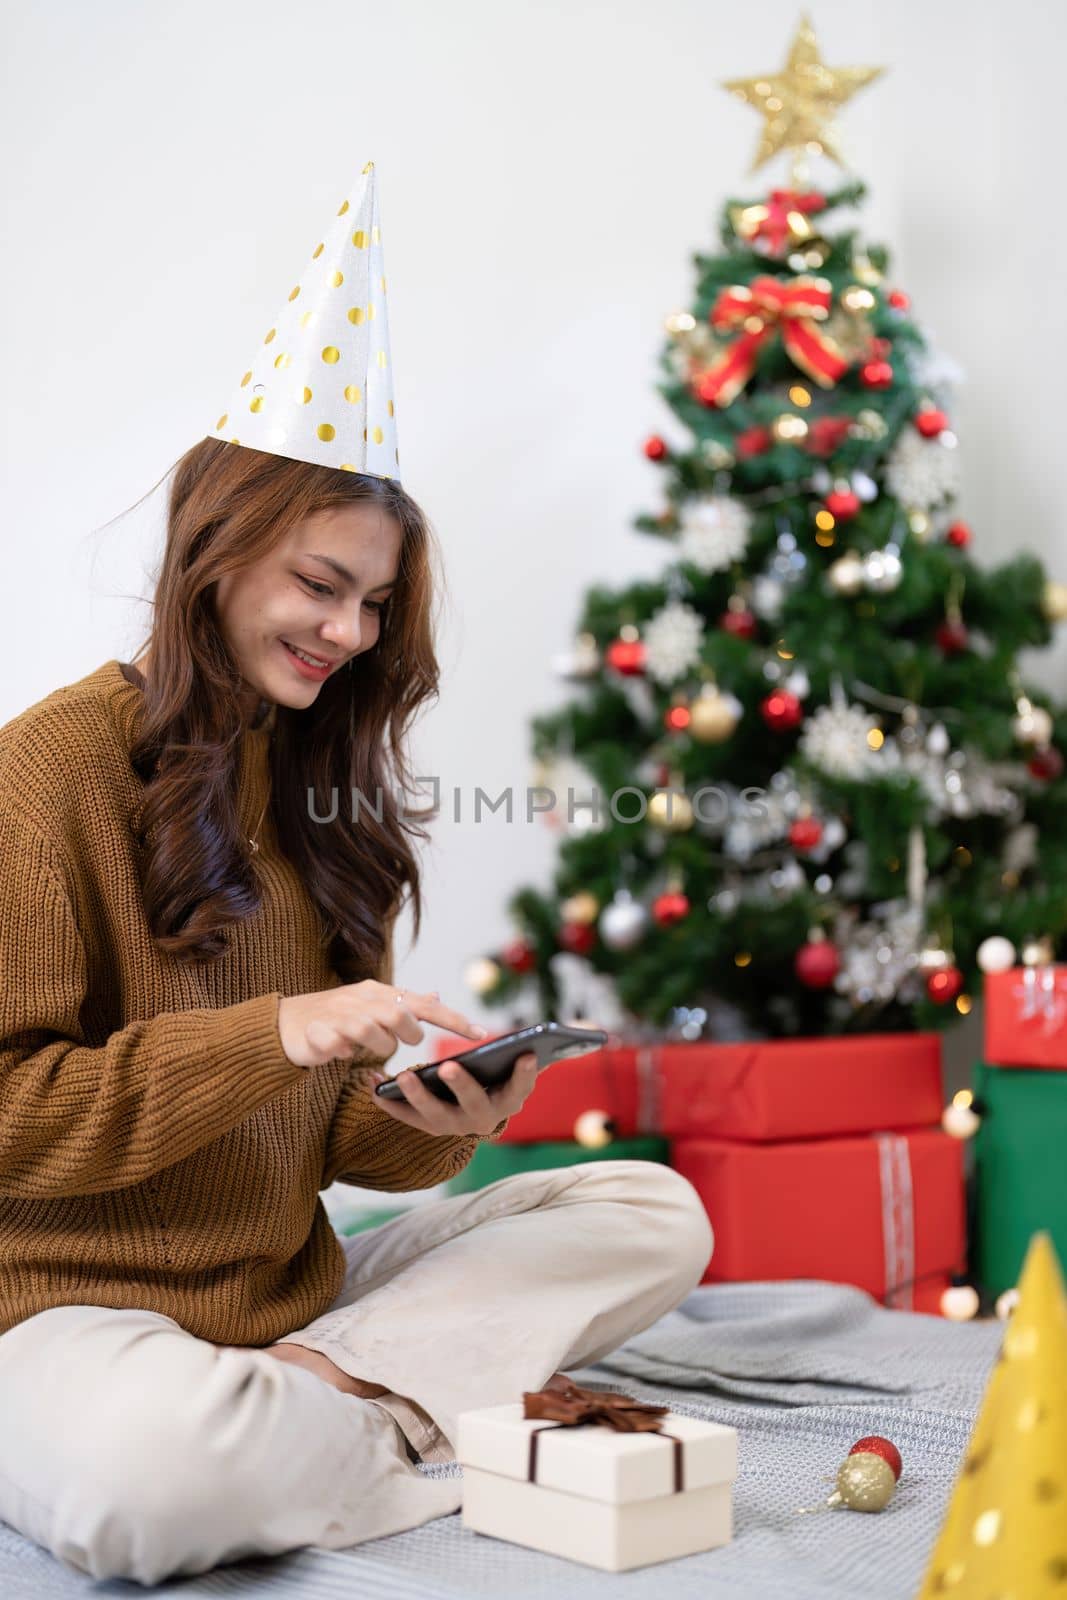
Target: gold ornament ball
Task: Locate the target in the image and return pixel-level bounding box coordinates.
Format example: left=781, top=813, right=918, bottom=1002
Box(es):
left=941, top=1095, right=981, bottom=1141
left=841, top=284, right=877, bottom=313
left=1022, top=936, right=1055, bottom=967
left=574, top=1109, right=615, bottom=1149
left=648, top=790, right=695, bottom=831
left=689, top=689, right=740, bottom=744
left=464, top=957, right=502, bottom=997
left=940, top=1284, right=980, bottom=1322
left=561, top=891, right=600, bottom=925
left=1012, top=703, right=1054, bottom=746
left=1042, top=580, right=1067, bottom=622
left=834, top=1452, right=897, bottom=1512
left=828, top=552, right=865, bottom=596
left=771, top=412, right=809, bottom=443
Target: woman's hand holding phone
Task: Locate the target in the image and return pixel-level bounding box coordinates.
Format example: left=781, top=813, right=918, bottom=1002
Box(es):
left=368, top=1053, right=539, bottom=1137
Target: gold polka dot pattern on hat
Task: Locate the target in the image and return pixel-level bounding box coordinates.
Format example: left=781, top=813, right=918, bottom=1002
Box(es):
left=344, top=385, right=362, bottom=403
left=348, top=307, right=364, bottom=325
left=371, top=426, right=383, bottom=444
left=300, top=310, right=315, bottom=329
left=312, top=242, right=324, bottom=259
left=376, top=351, right=387, bottom=368
left=387, top=399, right=394, bottom=416
left=216, top=413, right=228, bottom=430
left=330, top=269, right=343, bottom=287
left=273, top=352, right=291, bottom=369
left=264, top=329, right=276, bottom=344
left=917, top=1233, right=1067, bottom=1599
left=317, top=423, right=335, bottom=441
left=300, top=387, right=313, bottom=403
left=352, top=230, right=367, bottom=249
left=337, top=200, right=349, bottom=216
left=250, top=396, right=264, bottom=413
left=288, top=286, right=301, bottom=302
left=321, top=346, right=340, bottom=364
left=240, top=371, right=252, bottom=387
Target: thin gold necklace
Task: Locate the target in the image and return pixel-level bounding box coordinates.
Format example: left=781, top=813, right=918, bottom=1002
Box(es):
left=247, top=707, right=274, bottom=854
left=248, top=790, right=270, bottom=854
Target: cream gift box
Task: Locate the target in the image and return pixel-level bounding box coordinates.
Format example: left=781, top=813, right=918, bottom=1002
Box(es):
left=457, top=1398, right=738, bottom=1572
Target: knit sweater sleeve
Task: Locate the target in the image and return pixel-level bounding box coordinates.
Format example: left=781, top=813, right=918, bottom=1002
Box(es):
left=0, top=802, right=308, bottom=1200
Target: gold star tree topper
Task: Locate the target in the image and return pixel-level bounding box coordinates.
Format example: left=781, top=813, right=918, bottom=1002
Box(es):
left=722, top=14, right=884, bottom=175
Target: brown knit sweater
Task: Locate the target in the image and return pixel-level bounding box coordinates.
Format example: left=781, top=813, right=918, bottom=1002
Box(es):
left=0, top=659, right=482, bottom=1344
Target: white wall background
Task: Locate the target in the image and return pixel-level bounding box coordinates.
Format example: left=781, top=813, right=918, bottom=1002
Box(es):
left=3, top=0, right=1064, bottom=1078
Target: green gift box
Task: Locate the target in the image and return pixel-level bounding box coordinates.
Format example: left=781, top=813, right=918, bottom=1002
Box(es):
left=973, top=1061, right=1067, bottom=1295
left=446, top=1136, right=670, bottom=1196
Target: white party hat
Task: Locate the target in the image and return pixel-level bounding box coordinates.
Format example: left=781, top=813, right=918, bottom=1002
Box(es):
left=210, top=161, right=399, bottom=479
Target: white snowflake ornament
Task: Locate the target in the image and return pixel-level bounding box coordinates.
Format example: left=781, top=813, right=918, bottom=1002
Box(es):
left=885, top=427, right=960, bottom=510
left=677, top=495, right=751, bottom=574
left=799, top=702, right=881, bottom=781
left=642, top=600, right=705, bottom=685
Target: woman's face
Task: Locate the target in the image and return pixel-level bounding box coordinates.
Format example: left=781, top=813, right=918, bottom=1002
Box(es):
left=213, top=502, right=402, bottom=716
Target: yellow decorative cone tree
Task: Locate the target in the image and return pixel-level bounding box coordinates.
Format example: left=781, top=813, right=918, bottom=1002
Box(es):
left=918, top=1231, right=1067, bottom=1597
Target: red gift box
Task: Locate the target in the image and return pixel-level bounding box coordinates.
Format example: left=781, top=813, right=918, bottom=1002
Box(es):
left=985, top=966, right=1067, bottom=1069
left=431, top=1031, right=943, bottom=1144
left=671, top=1129, right=965, bottom=1310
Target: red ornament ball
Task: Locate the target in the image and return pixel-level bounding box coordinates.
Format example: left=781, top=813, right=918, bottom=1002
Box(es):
left=1028, top=746, right=1065, bottom=781
left=915, top=408, right=949, bottom=438
left=760, top=689, right=804, bottom=731
left=935, top=619, right=970, bottom=655
left=664, top=703, right=691, bottom=732
left=500, top=939, right=537, bottom=975
left=735, top=424, right=773, bottom=458
left=926, top=965, right=964, bottom=1004
left=860, top=359, right=894, bottom=389
left=946, top=520, right=972, bottom=548
left=887, top=289, right=911, bottom=311
left=643, top=435, right=668, bottom=461
left=850, top=1436, right=903, bottom=1481
left=606, top=638, right=647, bottom=676
left=794, top=938, right=841, bottom=989
left=825, top=488, right=861, bottom=521
left=652, top=891, right=691, bottom=927
left=788, top=816, right=824, bottom=853
left=558, top=921, right=597, bottom=956
left=720, top=607, right=758, bottom=640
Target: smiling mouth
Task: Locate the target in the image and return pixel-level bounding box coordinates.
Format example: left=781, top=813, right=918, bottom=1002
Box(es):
left=282, top=640, right=337, bottom=668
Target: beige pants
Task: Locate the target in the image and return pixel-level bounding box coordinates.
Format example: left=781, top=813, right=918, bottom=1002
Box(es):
left=0, top=1160, right=712, bottom=1586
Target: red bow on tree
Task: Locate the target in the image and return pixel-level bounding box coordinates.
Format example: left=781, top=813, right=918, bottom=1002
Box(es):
left=733, top=188, right=827, bottom=255
left=695, top=275, right=849, bottom=409
left=523, top=1380, right=668, bottom=1434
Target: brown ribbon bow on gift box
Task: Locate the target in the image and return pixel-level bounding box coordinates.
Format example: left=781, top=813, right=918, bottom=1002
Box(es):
left=521, top=1380, right=685, bottom=1491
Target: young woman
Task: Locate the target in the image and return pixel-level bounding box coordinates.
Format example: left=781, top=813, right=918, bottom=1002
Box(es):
left=0, top=437, right=713, bottom=1584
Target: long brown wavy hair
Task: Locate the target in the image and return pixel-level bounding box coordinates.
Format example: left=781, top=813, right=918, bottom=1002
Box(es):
left=126, top=436, right=441, bottom=981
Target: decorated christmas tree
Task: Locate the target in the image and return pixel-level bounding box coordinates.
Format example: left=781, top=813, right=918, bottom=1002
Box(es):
left=466, top=16, right=1067, bottom=1040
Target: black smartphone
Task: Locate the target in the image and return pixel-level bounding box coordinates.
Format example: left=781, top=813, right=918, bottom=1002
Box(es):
left=372, top=1020, right=609, bottom=1106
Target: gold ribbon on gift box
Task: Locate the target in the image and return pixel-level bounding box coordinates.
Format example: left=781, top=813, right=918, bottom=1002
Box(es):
left=522, top=1381, right=686, bottom=1491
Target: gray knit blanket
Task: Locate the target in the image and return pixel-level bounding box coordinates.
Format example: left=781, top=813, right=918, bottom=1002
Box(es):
left=0, top=1280, right=1000, bottom=1599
